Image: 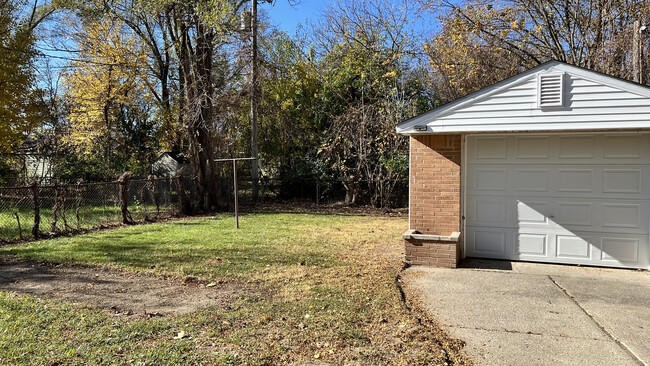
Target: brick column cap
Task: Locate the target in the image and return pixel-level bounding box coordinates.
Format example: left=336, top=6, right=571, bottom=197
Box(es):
left=402, top=230, right=461, bottom=242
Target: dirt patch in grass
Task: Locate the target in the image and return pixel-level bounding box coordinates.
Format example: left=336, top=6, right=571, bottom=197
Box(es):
left=0, top=261, right=246, bottom=316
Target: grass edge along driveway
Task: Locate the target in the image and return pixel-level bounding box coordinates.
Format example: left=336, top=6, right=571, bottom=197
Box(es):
left=0, top=212, right=471, bottom=365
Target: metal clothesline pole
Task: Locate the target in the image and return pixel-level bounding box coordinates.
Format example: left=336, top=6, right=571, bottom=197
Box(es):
left=215, top=157, right=256, bottom=228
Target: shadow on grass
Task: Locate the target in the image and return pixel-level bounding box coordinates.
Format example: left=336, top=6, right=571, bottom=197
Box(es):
left=0, top=263, right=121, bottom=287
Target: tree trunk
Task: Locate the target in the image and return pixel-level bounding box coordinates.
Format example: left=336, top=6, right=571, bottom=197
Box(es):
left=190, top=22, right=219, bottom=211
left=344, top=180, right=358, bottom=205
left=118, top=172, right=133, bottom=224
left=173, top=13, right=220, bottom=212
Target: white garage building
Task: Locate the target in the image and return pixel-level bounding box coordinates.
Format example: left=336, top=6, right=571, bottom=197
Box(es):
left=398, top=61, right=650, bottom=269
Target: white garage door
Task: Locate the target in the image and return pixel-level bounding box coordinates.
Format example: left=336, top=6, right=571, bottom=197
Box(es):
left=465, top=133, right=650, bottom=269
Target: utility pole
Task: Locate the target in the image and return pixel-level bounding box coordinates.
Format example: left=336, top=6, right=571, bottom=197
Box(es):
left=634, top=20, right=648, bottom=84
left=634, top=20, right=642, bottom=83
left=250, top=0, right=259, bottom=201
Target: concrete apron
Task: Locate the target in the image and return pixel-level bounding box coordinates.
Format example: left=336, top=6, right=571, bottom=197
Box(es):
left=404, top=259, right=650, bottom=366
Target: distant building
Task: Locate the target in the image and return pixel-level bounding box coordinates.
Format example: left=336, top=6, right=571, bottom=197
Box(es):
left=12, top=139, right=54, bottom=184
left=151, top=152, right=191, bottom=177
left=23, top=155, right=53, bottom=184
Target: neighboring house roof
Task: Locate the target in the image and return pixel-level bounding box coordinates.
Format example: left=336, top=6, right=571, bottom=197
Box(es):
left=397, top=60, right=650, bottom=135
left=153, top=152, right=189, bottom=165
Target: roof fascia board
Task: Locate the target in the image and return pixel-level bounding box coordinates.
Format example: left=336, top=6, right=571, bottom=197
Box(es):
left=406, top=121, right=650, bottom=134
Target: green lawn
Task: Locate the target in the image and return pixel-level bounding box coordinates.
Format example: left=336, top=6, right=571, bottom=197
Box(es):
left=0, top=203, right=175, bottom=241
left=0, top=212, right=469, bottom=365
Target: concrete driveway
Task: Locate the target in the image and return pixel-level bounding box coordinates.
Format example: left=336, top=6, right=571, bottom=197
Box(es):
left=403, top=260, right=650, bottom=365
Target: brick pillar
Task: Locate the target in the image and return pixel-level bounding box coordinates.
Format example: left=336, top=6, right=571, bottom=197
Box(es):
left=406, top=134, right=462, bottom=268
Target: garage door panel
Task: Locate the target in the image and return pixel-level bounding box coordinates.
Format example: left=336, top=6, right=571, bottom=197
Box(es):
left=514, top=169, right=550, bottom=192
left=466, top=133, right=650, bottom=269
left=602, top=204, right=642, bottom=230
left=517, top=201, right=549, bottom=225
left=555, top=202, right=593, bottom=226
left=603, top=135, right=645, bottom=159
left=557, top=169, right=594, bottom=193
left=472, top=168, right=508, bottom=192
left=474, top=137, right=508, bottom=159
left=558, top=135, right=595, bottom=159
left=515, top=136, right=550, bottom=158
left=472, top=230, right=508, bottom=255
left=468, top=165, right=650, bottom=198
left=516, top=234, right=547, bottom=256
left=600, top=237, right=639, bottom=263
left=603, top=169, right=641, bottom=194
left=466, top=227, right=512, bottom=257
left=473, top=199, right=509, bottom=225
left=468, top=133, right=650, bottom=164
left=468, top=196, right=650, bottom=235
left=556, top=235, right=592, bottom=260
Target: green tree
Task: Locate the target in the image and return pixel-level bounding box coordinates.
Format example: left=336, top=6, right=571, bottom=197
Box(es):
left=258, top=31, right=327, bottom=192
left=314, top=0, right=430, bottom=207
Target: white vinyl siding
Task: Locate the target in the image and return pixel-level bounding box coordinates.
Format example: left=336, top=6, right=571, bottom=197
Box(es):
left=434, top=75, right=649, bottom=131
left=396, top=62, right=650, bottom=134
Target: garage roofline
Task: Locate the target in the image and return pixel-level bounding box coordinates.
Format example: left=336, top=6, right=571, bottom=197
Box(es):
left=397, top=60, right=650, bottom=135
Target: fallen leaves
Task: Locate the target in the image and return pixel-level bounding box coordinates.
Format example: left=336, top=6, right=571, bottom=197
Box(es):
left=173, top=331, right=189, bottom=340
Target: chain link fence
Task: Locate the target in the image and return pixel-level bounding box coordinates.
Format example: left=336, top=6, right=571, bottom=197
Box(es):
left=0, top=171, right=408, bottom=242
left=234, top=177, right=409, bottom=208
left=0, top=176, right=192, bottom=242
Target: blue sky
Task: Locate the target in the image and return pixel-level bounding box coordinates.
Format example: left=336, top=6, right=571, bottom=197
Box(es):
left=261, top=0, right=438, bottom=39
left=262, top=0, right=330, bottom=34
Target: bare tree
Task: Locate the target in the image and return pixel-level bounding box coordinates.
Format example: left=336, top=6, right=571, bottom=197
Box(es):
left=424, top=0, right=650, bottom=86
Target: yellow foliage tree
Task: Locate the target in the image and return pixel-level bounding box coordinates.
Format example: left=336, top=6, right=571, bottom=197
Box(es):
left=0, top=1, right=44, bottom=154
left=424, top=5, right=529, bottom=103
left=424, top=0, right=650, bottom=101
left=63, top=19, right=150, bottom=158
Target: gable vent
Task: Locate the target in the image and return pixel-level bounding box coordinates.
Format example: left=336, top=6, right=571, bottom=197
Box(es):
left=538, top=72, right=564, bottom=108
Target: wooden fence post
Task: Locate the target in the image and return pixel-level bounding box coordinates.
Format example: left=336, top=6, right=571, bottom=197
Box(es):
left=147, top=174, right=160, bottom=217
left=61, top=184, right=71, bottom=231
left=31, top=181, right=40, bottom=239
left=176, top=170, right=192, bottom=216
left=117, top=172, right=133, bottom=224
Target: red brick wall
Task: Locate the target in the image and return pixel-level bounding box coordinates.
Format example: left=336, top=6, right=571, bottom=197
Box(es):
left=404, top=239, right=458, bottom=268
left=409, top=135, right=462, bottom=235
